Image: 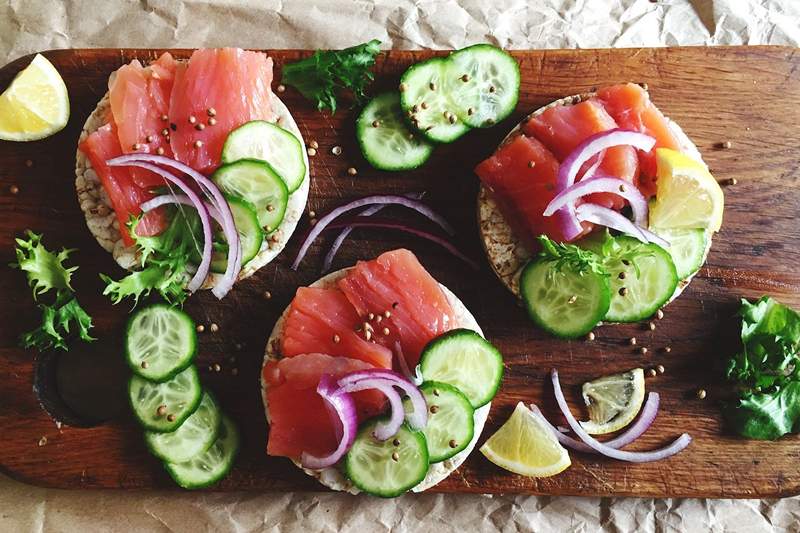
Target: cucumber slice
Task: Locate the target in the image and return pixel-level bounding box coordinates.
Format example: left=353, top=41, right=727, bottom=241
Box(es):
left=125, top=304, right=197, bottom=382
left=650, top=227, right=707, bottom=280
left=345, top=420, right=428, bottom=498
left=602, top=236, right=679, bottom=323
left=212, top=159, right=288, bottom=233
left=520, top=257, right=610, bottom=339
left=418, top=329, right=503, bottom=408
left=413, top=382, right=474, bottom=463
left=165, top=415, right=239, bottom=490
left=221, top=120, right=306, bottom=193
left=145, top=391, right=221, bottom=463
left=400, top=57, right=471, bottom=143
left=128, top=365, right=202, bottom=432
left=446, top=44, right=520, bottom=128
left=210, top=195, right=264, bottom=273
left=356, top=92, right=435, bottom=171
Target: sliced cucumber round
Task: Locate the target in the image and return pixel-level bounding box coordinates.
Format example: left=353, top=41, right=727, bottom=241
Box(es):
left=164, top=415, right=239, bottom=490
left=520, top=257, right=610, bottom=339
left=345, top=420, right=429, bottom=498
left=649, top=227, right=707, bottom=280
left=602, top=236, right=679, bottom=323
left=357, top=92, right=435, bottom=171
left=400, top=57, right=471, bottom=143
left=144, top=391, right=221, bottom=463
left=212, top=159, right=288, bottom=233
left=446, top=44, right=520, bottom=128
left=418, top=329, right=503, bottom=408
left=125, top=304, right=197, bottom=382
left=221, top=120, right=306, bottom=193
left=210, top=195, right=264, bottom=273
left=413, top=381, right=474, bottom=463
left=128, top=365, right=202, bottom=432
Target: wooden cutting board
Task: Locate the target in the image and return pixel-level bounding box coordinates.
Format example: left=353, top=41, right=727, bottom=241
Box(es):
left=1, top=46, right=799, bottom=498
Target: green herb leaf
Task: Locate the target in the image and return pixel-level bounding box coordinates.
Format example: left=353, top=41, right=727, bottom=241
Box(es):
left=537, top=235, right=607, bottom=277
left=281, top=40, right=381, bottom=114
left=100, top=209, right=200, bottom=306
left=725, top=382, right=800, bottom=440
left=723, top=296, right=800, bottom=440
left=11, top=231, right=76, bottom=299
left=11, top=232, right=94, bottom=351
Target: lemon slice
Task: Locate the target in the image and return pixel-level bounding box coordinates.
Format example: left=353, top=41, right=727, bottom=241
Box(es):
left=648, top=148, right=724, bottom=232
left=0, top=54, right=69, bottom=141
left=580, top=368, right=645, bottom=435
left=480, top=402, right=570, bottom=477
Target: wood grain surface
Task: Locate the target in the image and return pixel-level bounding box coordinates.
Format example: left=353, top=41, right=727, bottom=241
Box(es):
left=0, top=46, right=799, bottom=497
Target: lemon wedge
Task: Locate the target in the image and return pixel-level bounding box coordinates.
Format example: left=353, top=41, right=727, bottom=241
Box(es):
left=580, top=368, right=645, bottom=435
left=648, top=148, right=724, bottom=232
left=0, top=54, right=69, bottom=141
left=480, top=402, right=570, bottom=477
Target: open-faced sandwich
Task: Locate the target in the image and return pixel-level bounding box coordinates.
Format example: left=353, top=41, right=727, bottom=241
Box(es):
left=261, top=249, right=504, bottom=497
left=476, top=83, right=725, bottom=337
left=76, top=48, right=309, bottom=302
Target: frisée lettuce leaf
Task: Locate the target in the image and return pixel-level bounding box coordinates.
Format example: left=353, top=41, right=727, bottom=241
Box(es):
left=11, top=231, right=95, bottom=351
left=101, top=209, right=201, bottom=306
left=724, top=296, right=800, bottom=440
left=281, top=40, right=381, bottom=113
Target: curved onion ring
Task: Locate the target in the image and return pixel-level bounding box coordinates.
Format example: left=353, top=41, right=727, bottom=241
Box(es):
left=544, top=176, right=648, bottom=227
left=301, top=374, right=358, bottom=470
left=107, top=154, right=241, bottom=299
left=575, top=203, right=648, bottom=243
left=337, top=369, right=428, bottom=431
left=555, top=129, right=656, bottom=240
left=121, top=162, right=212, bottom=293
left=530, top=391, right=660, bottom=453
left=551, top=369, right=691, bottom=462
left=337, top=378, right=406, bottom=441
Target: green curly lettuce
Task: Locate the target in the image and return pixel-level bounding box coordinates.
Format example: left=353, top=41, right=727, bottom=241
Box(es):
left=11, top=231, right=95, bottom=351
left=281, top=39, right=382, bottom=113
left=101, top=209, right=201, bottom=306
left=723, top=296, right=800, bottom=440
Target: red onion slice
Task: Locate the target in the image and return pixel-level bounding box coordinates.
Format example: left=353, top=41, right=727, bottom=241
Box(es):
left=556, top=130, right=656, bottom=240
left=393, top=342, right=423, bottom=386
left=292, top=194, right=455, bottom=270
left=322, top=193, right=425, bottom=273
left=544, top=176, right=648, bottom=227
left=107, top=154, right=241, bottom=299
left=326, top=217, right=479, bottom=270
left=531, top=391, right=660, bottom=453
left=337, top=369, right=427, bottom=431
left=575, top=204, right=648, bottom=243
left=120, top=162, right=213, bottom=293
left=639, top=228, right=671, bottom=249
left=579, top=150, right=605, bottom=181
left=337, top=378, right=405, bottom=441
left=141, top=194, right=223, bottom=225
left=551, top=369, right=690, bottom=462
left=301, top=374, right=358, bottom=470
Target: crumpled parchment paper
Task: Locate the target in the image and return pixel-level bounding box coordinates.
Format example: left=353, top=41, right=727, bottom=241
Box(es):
left=1, top=0, right=799, bottom=531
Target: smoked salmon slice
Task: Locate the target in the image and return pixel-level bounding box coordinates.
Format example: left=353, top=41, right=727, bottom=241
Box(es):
left=594, top=83, right=681, bottom=196
left=79, top=124, right=167, bottom=245
left=281, top=287, right=393, bottom=369
left=168, top=48, right=275, bottom=174
left=264, top=353, right=386, bottom=458
left=108, top=53, right=177, bottom=189
left=338, top=249, right=455, bottom=369
left=475, top=134, right=590, bottom=245
left=523, top=99, right=639, bottom=209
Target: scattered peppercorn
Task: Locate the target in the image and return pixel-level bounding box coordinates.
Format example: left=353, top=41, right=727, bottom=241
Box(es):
left=209, top=323, right=219, bottom=333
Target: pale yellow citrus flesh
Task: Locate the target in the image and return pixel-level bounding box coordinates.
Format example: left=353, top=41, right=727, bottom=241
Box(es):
left=480, top=402, right=571, bottom=477
left=0, top=54, right=69, bottom=141
left=580, top=368, right=645, bottom=435
left=649, top=148, right=724, bottom=232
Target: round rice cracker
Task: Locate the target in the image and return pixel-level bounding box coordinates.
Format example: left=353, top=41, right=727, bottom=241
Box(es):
left=75, top=85, right=309, bottom=290
left=261, top=269, right=491, bottom=494
left=477, top=92, right=713, bottom=311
